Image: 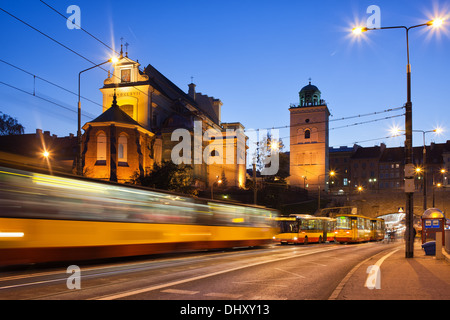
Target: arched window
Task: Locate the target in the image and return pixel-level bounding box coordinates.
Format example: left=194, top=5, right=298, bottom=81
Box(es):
left=96, top=132, right=107, bottom=165
left=304, top=129, right=311, bottom=139
left=118, top=134, right=128, bottom=163
left=119, top=104, right=134, bottom=118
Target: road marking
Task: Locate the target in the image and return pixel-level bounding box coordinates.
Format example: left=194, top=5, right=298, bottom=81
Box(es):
left=274, top=268, right=306, bottom=278
left=305, top=261, right=327, bottom=267
left=95, top=247, right=341, bottom=300
left=328, top=246, right=401, bottom=300
left=373, top=248, right=400, bottom=268
left=161, top=288, right=199, bottom=295
left=204, top=292, right=242, bottom=299
left=364, top=247, right=399, bottom=289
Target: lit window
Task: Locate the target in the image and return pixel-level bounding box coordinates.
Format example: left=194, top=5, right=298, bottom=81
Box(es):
left=118, top=134, right=127, bottom=163
left=97, top=132, right=107, bottom=163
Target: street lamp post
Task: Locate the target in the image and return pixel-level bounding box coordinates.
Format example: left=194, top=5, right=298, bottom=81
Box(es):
left=352, top=18, right=444, bottom=258
left=415, top=129, right=440, bottom=212
left=393, top=128, right=442, bottom=212
left=77, top=58, right=117, bottom=176
left=211, top=176, right=222, bottom=200
left=317, top=171, right=334, bottom=213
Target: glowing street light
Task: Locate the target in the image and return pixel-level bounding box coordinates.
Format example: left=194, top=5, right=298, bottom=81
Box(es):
left=427, top=18, right=445, bottom=28
left=352, top=26, right=367, bottom=35
left=353, top=16, right=445, bottom=258
left=211, top=176, right=222, bottom=200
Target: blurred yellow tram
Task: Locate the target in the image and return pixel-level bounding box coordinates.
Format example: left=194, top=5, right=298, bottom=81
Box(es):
left=273, top=215, right=336, bottom=245
left=0, top=166, right=278, bottom=267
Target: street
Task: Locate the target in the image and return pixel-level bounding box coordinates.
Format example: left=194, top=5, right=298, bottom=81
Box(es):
left=0, top=241, right=400, bottom=300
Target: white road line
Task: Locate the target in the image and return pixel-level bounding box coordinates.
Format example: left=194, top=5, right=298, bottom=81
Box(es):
left=233, top=281, right=288, bottom=287
left=161, top=288, right=199, bottom=295
left=95, top=247, right=341, bottom=300
left=364, top=247, right=400, bottom=289
left=328, top=246, right=401, bottom=300
left=306, top=261, right=327, bottom=267
left=204, top=292, right=242, bottom=299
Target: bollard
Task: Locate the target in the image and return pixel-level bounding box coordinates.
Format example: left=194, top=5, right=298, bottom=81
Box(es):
left=436, top=232, right=443, bottom=260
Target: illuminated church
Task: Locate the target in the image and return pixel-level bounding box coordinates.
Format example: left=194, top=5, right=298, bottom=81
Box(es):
left=81, top=47, right=247, bottom=189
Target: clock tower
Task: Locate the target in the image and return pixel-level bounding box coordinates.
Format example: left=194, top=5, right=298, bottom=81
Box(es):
left=289, top=81, right=330, bottom=191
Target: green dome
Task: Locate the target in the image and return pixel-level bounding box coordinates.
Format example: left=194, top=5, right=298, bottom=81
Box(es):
left=299, top=81, right=322, bottom=106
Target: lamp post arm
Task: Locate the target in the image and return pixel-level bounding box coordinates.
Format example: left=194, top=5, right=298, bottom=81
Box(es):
left=76, top=59, right=113, bottom=176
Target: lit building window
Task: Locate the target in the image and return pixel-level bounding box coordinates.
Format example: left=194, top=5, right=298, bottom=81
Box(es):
left=118, top=134, right=128, bottom=163
left=96, top=132, right=107, bottom=164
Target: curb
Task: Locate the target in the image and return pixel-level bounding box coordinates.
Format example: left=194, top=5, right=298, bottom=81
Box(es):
left=442, top=249, right=450, bottom=264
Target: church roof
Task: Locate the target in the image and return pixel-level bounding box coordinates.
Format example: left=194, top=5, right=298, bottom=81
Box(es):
left=300, top=81, right=321, bottom=95
left=144, top=63, right=220, bottom=125
left=87, top=92, right=146, bottom=129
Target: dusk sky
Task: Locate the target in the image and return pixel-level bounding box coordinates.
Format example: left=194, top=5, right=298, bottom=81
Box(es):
left=1, top=0, right=449, bottom=153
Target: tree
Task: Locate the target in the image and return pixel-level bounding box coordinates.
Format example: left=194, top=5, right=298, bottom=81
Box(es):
left=0, top=112, right=25, bottom=135
left=252, top=131, right=285, bottom=175
left=132, top=161, right=197, bottom=196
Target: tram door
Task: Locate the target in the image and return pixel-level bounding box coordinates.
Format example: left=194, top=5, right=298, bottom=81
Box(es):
left=351, top=219, right=357, bottom=241
left=322, top=220, right=327, bottom=243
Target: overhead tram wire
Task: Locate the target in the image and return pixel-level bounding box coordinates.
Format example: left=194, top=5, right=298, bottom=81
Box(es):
left=0, top=6, right=408, bottom=144
left=0, top=80, right=95, bottom=119
left=38, top=0, right=406, bottom=134
left=0, top=59, right=103, bottom=109
left=0, top=6, right=201, bottom=125
left=245, top=112, right=405, bottom=146
left=243, top=106, right=405, bottom=133
left=39, top=0, right=121, bottom=58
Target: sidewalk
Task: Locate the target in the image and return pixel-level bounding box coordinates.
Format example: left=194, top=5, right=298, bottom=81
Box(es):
left=333, top=241, right=450, bottom=300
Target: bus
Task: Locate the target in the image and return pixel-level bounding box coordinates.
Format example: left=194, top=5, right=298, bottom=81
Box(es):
left=335, top=214, right=385, bottom=243
left=273, top=215, right=336, bottom=245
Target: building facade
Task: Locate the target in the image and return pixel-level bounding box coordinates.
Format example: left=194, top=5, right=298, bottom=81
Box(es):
left=289, top=81, right=330, bottom=191
left=328, top=141, right=450, bottom=193
left=81, top=49, right=246, bottom=188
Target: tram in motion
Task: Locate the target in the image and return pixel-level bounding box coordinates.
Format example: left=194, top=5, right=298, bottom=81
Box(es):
left=334, top=214, right=385, bottom=243
left=273, top=215, right=337, bottom=245
left=0, top=166, right=278, bottom=267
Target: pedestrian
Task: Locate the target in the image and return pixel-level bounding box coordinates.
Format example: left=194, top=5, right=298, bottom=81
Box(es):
left=391, top=228, right=396, bottom=242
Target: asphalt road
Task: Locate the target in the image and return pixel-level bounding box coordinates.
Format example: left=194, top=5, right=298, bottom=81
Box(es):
left=0, top=241, right=399, bottom=301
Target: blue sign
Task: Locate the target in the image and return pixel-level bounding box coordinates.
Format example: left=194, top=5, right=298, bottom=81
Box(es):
left=424, top=219, right=441, bottom=229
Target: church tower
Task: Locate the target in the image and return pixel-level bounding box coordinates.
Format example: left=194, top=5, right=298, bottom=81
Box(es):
left=289, top=80, right=330, bottom=191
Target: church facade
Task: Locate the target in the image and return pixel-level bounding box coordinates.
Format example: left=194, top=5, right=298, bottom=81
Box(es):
left=289, top=81, right=330, bottom=191
left=81, top=48, right=246, bottom=189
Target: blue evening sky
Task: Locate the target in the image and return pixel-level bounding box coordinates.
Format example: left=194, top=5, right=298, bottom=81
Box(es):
left=0, top=0, right=449, bottom=152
